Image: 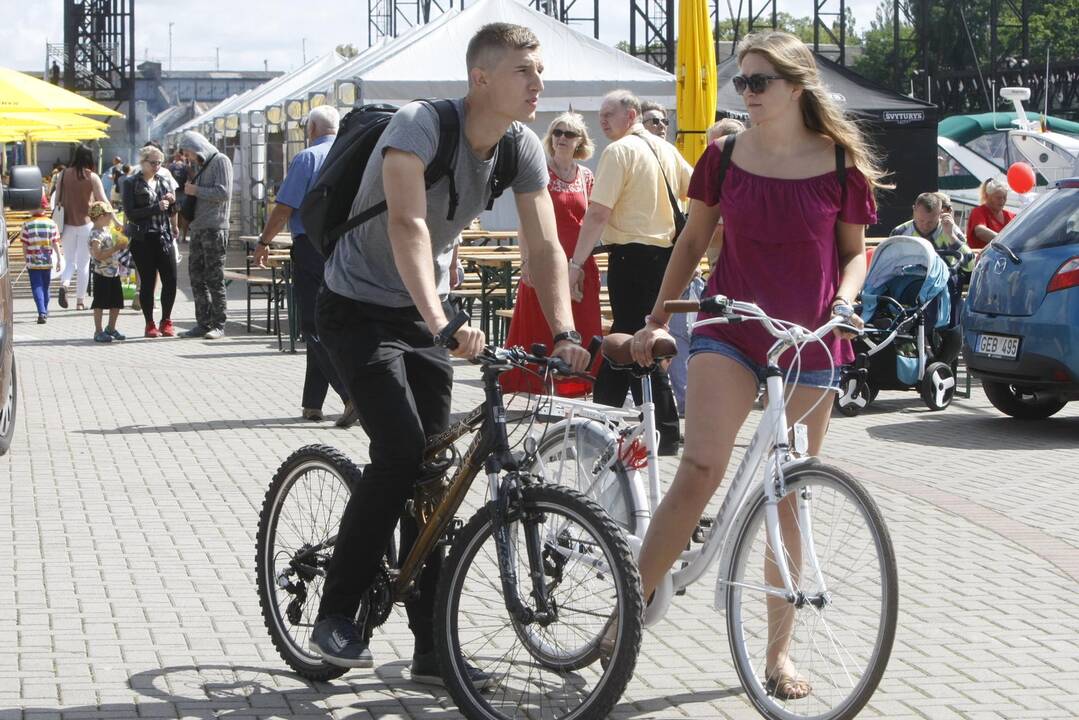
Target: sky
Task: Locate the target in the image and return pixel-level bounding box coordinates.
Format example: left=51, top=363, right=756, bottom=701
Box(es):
left=1, top=0, right=883, bottom=75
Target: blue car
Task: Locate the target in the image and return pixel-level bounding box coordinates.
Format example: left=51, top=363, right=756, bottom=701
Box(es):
left=962, top=178, right=1079, bottom=419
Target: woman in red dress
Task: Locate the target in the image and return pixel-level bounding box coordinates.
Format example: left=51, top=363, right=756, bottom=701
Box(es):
left=502, top=112, right=601, bottom=396
left=966, top=177, right=1015, bottom=249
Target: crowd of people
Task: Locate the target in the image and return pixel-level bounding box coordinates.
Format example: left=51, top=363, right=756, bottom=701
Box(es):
left=9, top=20, right=1023, bottom=701
left=22, top=132, right=234, bottom=341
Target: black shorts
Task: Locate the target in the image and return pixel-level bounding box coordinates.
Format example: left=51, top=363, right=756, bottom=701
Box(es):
left=91, top=273, right=125, bottom=309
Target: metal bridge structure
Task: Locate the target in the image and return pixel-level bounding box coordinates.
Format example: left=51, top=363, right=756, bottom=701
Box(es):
left=52, top=0, right=137, bottom=149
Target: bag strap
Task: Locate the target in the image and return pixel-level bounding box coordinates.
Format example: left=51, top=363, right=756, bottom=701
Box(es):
left=190, top=152, right=216, bottom=183
left=487, top=128, right=518, bottom=211
left=328, top=100, right=461, bottom=244
left=633, top=133, right=683, bottom=226
left=835, top=144, right=848, bottom=210
left=714, top=133, right=736, bottom=201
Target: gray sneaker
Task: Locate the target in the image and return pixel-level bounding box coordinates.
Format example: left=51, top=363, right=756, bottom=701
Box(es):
left=204, top=327, right=225, bottom=340
left=181, top=325, right=210, bottom=339
left=308, top=616, right=374, bottom=669
left=410, top=650, right=498, bottom=691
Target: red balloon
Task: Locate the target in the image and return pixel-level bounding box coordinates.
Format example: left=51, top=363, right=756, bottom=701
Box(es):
left=1007, top=162, right=1036, bottom=194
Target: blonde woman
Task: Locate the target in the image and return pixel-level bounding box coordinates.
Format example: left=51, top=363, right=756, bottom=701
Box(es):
left=501, top=112, right=599, bottom=396
left=965, top=177, right=1014, bottom=249
left=123, top=145, right=178, bottom=337
left=628, top=31, right=884, bottom=700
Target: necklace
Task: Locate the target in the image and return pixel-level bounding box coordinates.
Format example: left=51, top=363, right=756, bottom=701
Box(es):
left=549, top=160, right=576, bottom=183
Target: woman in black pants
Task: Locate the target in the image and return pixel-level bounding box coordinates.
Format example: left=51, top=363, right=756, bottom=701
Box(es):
left=123, top=145, right=178, bottom=337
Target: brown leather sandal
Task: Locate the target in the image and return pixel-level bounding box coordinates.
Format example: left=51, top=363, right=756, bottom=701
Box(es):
left=765, top=669, right=812, bottom=700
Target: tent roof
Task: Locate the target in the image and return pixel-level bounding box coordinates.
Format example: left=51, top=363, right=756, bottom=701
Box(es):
left=228, top=52, right=347, bottom=116
left=170, top=53, right=346, bottom=135
left=939, top=112, right=1079, bottom=144
left=716, top=53, right=937, bottom=125
left=278, top=11, right=460, bottom=107
left=357, top=0, right=674, bottom=111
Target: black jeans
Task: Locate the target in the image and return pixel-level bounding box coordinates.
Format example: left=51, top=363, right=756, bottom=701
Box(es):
left=291, top=235, right=348, bottom=410
left=130, top=235, right=177, bottom=324
left=593, top=243, right=680, bottom=445
left=315, top=288, right=453, bottom=654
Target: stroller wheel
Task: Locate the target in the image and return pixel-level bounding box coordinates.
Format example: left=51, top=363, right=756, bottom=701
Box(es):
left=835, top=377, right=876, bottom=417
left=920, top=362, right=956, bottom=411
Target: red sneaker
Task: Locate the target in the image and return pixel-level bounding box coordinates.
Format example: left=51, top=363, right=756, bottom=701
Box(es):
left=145, top=321, right=161, bottom=338
left=159, top=319, right=175, bottom=337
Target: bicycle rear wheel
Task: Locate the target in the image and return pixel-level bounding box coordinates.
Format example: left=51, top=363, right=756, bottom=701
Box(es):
left=255, top=445, right=360, bottom=681
left=436, top=484, right=642, bottom=720
left=532, top=421, right=637, bottom=533
left=725, top=462, right=898, bottom=720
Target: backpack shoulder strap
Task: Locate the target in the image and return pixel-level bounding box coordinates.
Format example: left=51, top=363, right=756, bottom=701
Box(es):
left=715, top=133, right=736, bottom=201
left=424, top=99, right=461, bottom=220
left=487, top=126, right=519, bottom=210
left=835, top=143, right=847, bottom=208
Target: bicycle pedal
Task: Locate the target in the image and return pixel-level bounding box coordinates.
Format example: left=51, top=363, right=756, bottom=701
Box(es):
left=691, top=516, right=713, bottom=544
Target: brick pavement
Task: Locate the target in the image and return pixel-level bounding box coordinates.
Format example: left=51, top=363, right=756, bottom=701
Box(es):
left=1, top=269, right=1077, bottom=719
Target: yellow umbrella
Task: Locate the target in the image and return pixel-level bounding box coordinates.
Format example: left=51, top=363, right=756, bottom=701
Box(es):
left=675, top=0, right=718, bottom=166
left=0, top=67, right=123, bottom=117
left=0, top=111, right=108, bottom=132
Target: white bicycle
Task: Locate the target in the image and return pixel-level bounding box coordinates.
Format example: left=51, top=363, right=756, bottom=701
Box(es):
left=527, top=295, right=898, bottom=720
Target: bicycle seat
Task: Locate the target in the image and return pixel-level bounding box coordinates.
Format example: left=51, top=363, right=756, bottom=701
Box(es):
left=602, top=333, right=677, bottom=371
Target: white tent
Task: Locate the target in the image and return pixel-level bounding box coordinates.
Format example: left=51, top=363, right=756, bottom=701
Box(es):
left=302, top=0, right=675, bottom=230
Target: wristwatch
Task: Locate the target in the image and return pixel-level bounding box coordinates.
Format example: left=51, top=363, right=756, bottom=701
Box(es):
left=258, top=238, right=273, bottom=247
left=552, top=330, right=582, bottom=346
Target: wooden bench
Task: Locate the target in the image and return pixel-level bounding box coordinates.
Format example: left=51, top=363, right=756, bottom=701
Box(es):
left=223, top=267, right=282, bottom=334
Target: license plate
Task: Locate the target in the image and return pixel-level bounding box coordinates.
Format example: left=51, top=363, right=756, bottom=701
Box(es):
left=976, top=333, right=1020, bottom=359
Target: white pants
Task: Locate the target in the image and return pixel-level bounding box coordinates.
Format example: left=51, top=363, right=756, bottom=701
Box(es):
left=60, top=222, right=92, bottom=300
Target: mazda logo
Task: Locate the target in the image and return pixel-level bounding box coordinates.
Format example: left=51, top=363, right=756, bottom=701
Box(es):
left=993, top=258, right=1007, bottom=274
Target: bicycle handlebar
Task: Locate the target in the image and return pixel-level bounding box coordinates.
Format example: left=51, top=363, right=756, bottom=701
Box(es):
left=664, top=295, right=863, bottom=347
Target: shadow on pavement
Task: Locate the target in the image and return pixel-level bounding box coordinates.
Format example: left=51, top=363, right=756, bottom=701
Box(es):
left=75, top=416, right=341, bottom=435
left=866, top=411, right=1079, bottom=449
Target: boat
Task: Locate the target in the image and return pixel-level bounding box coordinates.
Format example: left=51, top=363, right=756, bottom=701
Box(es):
left=936, top=86, right=1079, bottom=226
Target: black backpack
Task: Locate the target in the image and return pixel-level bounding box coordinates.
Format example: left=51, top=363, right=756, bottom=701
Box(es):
left=300, top=99, right=519, bottom=258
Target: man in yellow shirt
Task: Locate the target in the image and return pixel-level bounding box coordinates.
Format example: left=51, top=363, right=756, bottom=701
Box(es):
left=569, top=89, right=692, bottom=455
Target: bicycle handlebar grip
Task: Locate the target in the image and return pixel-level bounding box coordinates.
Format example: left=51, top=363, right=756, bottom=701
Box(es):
left=664, top=300, right=700, bottom=313
left=437, top=310, right=471, bottom=351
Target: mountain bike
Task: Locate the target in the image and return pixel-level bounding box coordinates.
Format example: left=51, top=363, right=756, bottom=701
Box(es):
left=530, top=295, right=898, bottom=720
left=255, top=313, right=643, bottom=720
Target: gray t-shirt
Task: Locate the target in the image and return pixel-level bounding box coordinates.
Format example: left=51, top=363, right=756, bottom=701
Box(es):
left=324, top=98, right=548, bottom=307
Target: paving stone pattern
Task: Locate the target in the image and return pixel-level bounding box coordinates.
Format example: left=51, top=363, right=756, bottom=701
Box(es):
left=1, top=267, right=1077, bottom=719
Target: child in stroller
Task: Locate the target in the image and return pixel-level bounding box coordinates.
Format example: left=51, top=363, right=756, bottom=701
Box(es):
left=835, top=235, right=965, bottom=415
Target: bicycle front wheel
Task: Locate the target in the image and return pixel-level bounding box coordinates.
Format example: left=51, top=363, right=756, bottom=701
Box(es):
left=725, top=462, right=898, bottom=720
left=532, top=421, right=637, bottom=533
left=436, top=484, right=642, bottom=720
left=255, top=444, right=360, bottom=682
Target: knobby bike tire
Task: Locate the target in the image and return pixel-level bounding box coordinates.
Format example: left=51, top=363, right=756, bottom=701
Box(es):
left=255, top=444, right=361, bottom=682
left=725, top=463, right=898, bottom=720
left=435, top=484, right=643, bottom=720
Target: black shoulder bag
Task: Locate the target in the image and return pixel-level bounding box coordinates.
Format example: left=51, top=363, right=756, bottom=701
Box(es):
left=180, top=152, right=216, bottom=222
left=634, top=133, right=686, bottom=243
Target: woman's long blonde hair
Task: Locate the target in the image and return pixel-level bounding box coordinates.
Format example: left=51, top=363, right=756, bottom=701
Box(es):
left=737, top=31, right=890, bottom=197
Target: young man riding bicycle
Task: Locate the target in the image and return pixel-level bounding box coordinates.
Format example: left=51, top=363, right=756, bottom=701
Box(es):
left=309, top=23, right=591, bottom=682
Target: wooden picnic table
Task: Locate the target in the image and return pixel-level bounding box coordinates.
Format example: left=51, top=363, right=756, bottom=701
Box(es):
left=460, top=229, right=517, bottom=245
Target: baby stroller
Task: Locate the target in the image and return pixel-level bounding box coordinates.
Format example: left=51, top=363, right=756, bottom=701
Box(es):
left=835, top=235, right=964, bottom=415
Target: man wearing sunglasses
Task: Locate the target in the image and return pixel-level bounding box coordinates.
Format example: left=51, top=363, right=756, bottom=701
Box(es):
left=641, top=101, right=669, bottom=140
left=567, top=89, right=691, bottom=456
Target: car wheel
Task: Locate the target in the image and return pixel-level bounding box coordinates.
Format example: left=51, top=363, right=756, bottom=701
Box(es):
left=920, top=362, right=956, bottom=411
left=982, top=380, right=1067, bottom=420
left=0, top=356, right=16, bottom=456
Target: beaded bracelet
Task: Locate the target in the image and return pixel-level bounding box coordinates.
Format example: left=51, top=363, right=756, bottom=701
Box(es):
left=644, top=314, right=670, bottom=332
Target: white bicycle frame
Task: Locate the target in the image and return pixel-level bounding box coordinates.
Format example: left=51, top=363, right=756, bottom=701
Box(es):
left=535, top=298, right=851, bottom=627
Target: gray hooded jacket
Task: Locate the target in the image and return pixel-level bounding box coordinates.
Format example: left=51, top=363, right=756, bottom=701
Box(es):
left=178, top=131, right=233, bottom=231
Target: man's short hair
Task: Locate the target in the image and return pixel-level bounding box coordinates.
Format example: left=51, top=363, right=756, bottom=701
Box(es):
left=466, top=23, right=540, bottom=74
left=640, top=100, right=667, bottom=117
left=914, top=192, right=942, bottom=213
left=306, top=105, right=340, bottom=135
left=706, top=118, right=745, bottom=143
left=603, top=89, right=642, bottom=117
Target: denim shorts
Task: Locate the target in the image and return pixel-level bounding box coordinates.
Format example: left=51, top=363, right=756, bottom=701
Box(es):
left=688, top=335, right=840, bottom=390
